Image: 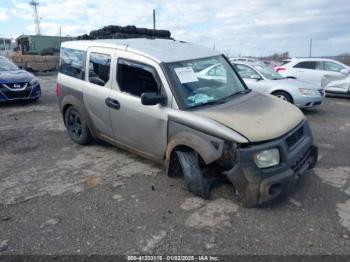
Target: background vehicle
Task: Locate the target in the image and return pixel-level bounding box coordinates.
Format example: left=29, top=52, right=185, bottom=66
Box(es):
left=0, top=56, right=41, bottom=102
left=57, top=39, right=318, bottom=207
left=196, top=63, right=226, bottom=83
left=322, top=73, right=350, bottom=96
left=232, top=62, right=325, bottom=108
left=275, top=58, right=350, bottom=84
left=261, top=60, right=280, bottom=69
left=229, top=57, right=256, bottom=63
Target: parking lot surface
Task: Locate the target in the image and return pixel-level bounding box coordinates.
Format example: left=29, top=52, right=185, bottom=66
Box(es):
left=0, top=74, right=349, bottom=255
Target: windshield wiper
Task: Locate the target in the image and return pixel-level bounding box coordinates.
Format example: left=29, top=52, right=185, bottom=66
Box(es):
left=222, top=89, right=251, bottom=101
left=189, top=100, right=227, bottom=109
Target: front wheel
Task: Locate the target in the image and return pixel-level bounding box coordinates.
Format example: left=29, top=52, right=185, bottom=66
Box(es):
left=64, top=106, right=92, bottom=145
left=174, top=151, right=212, bottom=199
left=272, top=91, right=293, bottom=103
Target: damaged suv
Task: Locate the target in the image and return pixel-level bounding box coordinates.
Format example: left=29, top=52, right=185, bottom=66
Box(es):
left=57, top=39, right=318, bottom=207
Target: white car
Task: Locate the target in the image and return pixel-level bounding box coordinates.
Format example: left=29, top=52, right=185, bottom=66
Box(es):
left=196, top=63, right=226, bottom=83
left=275, top=58, right=350, bottom=84
left=233, top=62, right=325, bottom=108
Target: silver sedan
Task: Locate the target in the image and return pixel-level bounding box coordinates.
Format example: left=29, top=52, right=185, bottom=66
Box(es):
left=232, top=62, right=325, bottom=108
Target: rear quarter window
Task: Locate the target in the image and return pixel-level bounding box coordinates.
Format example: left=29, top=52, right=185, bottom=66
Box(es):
left=59, top=47, right=86, bottom=80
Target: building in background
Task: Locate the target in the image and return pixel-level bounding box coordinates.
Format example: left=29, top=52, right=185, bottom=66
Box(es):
left=0, top=37, right=14, bottom=57
left=16, top=35, right=72, bottom=55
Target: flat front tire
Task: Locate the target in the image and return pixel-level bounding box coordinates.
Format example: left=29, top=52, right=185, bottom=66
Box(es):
left=175, top=151, right=212, bottom=199
left=64, top=106, right=92, bottom=145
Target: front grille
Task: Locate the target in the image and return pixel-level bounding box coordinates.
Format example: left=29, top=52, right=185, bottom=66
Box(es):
left=291, top=147, right=311, bottom=173
left=286, top=125, right=304, bottom=149
left=319, top=89, right=325, bottom=96
left=2, top=82, right=29, bottom=90
left=0, top=84, right=31, bottom=99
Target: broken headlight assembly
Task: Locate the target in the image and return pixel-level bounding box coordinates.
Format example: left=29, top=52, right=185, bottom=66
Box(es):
left=253, top=148, right=280, bottom=168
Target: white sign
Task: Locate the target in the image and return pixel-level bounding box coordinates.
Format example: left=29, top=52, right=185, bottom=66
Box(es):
left=174, top=67, right=198, bottom=84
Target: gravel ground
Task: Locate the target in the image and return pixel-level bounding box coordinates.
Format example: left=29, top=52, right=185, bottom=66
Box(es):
left=0, top=74, right=349, bottom=255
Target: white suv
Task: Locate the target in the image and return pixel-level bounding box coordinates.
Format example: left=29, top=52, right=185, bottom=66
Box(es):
left=275, top=58, right=350, bottom=84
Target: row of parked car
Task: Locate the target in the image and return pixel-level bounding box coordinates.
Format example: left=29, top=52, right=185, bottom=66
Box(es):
left=229, top=57, right=350, bottom=108
left=1, top=53, right=349, bottom=107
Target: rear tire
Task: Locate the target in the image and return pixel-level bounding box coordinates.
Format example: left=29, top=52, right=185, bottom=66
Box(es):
left=64, top=106, right=92, bottom=145
left=272, top=91, right=293, bottom=103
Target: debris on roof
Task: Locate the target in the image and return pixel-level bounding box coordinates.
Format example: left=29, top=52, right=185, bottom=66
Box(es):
left=76, top=25, right=172, bottom=40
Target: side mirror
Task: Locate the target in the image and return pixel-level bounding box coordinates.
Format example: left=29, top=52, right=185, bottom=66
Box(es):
left=141, top=92, right=167, bottom=106
left=340, top=68, right=350, bottom=75
left=250, top=74, right=262, bottom=81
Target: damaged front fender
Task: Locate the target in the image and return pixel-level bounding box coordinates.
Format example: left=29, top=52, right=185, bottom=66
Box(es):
left=165, top=121, right=226, bottom=167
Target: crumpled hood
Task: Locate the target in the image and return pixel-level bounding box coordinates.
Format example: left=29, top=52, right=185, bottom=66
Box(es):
left=195, top=91, right=305, bottom=142
left=0, top=70, right=34, bottom=84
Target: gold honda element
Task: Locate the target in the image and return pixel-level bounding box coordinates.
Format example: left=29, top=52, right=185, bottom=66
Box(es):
left=57, top=39, right=318, bottom=207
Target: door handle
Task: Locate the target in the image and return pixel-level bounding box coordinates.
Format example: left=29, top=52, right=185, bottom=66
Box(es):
left=105, top=98, right=120, bottom=110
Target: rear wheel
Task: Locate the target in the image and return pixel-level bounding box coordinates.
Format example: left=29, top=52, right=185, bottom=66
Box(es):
left=272, top=91, right=293, bottom=103
left=64, top=106, right=92, bottom=145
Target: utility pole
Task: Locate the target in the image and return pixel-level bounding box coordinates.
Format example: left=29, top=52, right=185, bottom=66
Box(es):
left=29, top=0, right=41, bottom=35
left=2, top=38, right=6, bottom=52
left=153, top=9, right=156, bottom=30
left=309, top=38, right=312, bottom=57
left=59, top=27, right=62, bottom=46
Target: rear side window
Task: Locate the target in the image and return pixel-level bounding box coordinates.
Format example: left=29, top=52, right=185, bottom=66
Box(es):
left=294, top=61, right=320, bottom=70
left=88, top=53, right=111, bottom=86
left=59, top=47, right=86, bottom=80
left=323, top=61, right=344, bottom=72
left=117, top=59, right=159, bottom=97
left=235, top=64, right=257, bottom=79
left=208, top=65, right=226, bottom=76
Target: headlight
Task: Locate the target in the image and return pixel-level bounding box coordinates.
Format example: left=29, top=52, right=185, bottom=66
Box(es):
left=253, top=148, right=280, bottom=168
left=299, top=88, right=318, bottom=96
left=30, top=78, right=39, bottom=86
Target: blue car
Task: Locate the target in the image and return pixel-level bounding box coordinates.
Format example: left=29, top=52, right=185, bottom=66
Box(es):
left=0, top=56, right=41, bottom=102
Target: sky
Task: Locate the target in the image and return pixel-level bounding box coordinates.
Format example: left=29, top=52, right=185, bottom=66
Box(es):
left=0, top=0, right=350, bottom=57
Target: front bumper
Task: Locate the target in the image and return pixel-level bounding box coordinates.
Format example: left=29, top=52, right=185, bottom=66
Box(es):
left=225, top=121, right=318, bottom=207
left=294, top=92, right=325, bottom=108
left=0, top=83, right=41, bottom=102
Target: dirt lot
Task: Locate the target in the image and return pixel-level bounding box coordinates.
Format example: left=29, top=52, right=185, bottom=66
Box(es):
left=0, top=74, right=349, bottom=255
